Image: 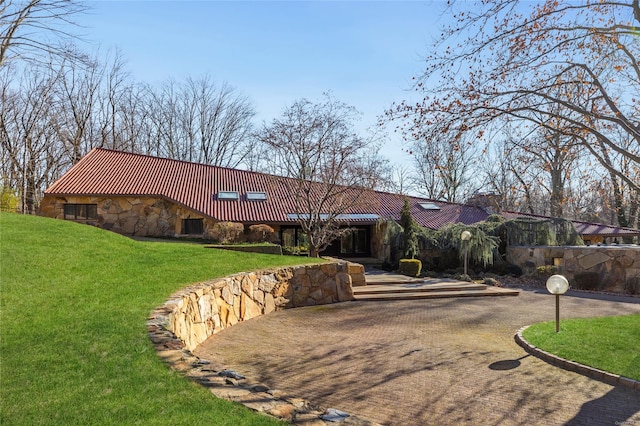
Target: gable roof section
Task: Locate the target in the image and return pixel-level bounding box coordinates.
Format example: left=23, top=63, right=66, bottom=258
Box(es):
left=45, top=148, right=489, bottom=227
left=46, top=148, right=297, bottom=222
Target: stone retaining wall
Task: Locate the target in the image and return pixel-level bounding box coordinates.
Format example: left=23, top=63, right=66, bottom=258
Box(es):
left=147, top=261, right=378, bottom=424
left=507, top=246, right=640, bottom=292
left=162, top=261, right=358, bottom=351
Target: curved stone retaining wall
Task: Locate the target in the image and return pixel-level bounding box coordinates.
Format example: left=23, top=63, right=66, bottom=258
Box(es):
left=147, top=261, right=377, bottom=424
left=161, top=261, right=357, bottom=351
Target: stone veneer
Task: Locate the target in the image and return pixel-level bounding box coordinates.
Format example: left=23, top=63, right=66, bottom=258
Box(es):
left=507, top=246, right=640, bottom=292
left=165, top=261, right=357, bottom=351
left=38, top=195, right=220, bottom=238
left=147, top=261, right=378, bottom=424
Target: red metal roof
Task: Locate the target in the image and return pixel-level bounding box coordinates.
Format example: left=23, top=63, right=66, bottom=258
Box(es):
left=501, top=211, right=639, bottom=237
left=44, top=148, right=490, bottom=228
left=47, top=149, right=634, bottom=237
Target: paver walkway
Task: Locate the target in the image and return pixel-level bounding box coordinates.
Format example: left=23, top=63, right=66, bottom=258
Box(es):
left=195, top=287, right=640, bottom=425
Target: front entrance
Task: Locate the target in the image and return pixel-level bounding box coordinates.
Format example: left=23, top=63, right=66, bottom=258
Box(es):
left=280, top=225, right=371, bottom=257
left=322, top=226, right=371, bottom=257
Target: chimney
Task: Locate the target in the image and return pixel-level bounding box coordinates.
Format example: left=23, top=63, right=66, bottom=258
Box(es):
left=466, top=192, right=502, bottom=214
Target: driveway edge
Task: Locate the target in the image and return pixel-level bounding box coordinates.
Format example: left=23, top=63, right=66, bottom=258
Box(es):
left=514, top=326, right=640, bottom=392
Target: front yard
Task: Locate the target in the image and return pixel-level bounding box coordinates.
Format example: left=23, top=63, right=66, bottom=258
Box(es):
left=0, top=212, right=318, bottom=425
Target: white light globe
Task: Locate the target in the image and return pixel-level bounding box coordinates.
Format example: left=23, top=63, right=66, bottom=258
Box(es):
left=546, top=274, right=569, bottom=295
left=461, top=230, right=472, bottom=241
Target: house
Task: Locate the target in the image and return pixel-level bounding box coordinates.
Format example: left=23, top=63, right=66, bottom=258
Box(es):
left=39, top=148, right=638, bottom=260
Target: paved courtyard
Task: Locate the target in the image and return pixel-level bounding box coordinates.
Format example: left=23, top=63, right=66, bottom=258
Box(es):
left=195, top=288, right=640, bottom=425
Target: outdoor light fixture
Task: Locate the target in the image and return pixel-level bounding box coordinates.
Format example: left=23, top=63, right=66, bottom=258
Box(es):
left=461, top=230, right=471, bottom=276
left=546, top=274, right=570, bottom=333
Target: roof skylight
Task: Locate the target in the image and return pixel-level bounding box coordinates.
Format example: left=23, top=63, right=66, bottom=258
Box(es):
left=418, top=202, right=441, bottom=210
left=246, top=191, right=267, bottom=201
left=217, top=191, right=239, bottom=200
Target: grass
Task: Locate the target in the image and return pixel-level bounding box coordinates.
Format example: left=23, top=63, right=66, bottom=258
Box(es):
left=0, top=212, right=322, bottom=425
left=523, top=314, right=640, bottom=380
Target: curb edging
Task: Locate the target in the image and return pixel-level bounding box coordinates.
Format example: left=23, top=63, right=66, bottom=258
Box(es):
left=514, top=325, right=640, bottom=392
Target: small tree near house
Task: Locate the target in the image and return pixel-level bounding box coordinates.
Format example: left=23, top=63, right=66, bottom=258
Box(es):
left=399, top=198, right=420, bottom=259
left=257, top=93, right=387, bottom=257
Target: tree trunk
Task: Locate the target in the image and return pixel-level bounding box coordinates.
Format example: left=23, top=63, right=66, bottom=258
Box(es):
left=549, top=168, right=564, bottom=218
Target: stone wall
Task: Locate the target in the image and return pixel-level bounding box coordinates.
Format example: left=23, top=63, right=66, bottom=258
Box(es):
left=39, top=195, right=217, bottom=238
left=162, top=261, right=357, bottom=351
left=507, top=246, right=640, bottom=292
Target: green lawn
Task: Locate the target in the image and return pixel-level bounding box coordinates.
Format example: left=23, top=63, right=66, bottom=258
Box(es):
left=0, top=212, right=321, bottom=425
left=523, top=314, right=640, bottom=381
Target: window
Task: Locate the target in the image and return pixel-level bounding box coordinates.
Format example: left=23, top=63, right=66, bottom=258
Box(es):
left=340, top=228, right=368, bottom=254
left=217, top=191, right=239, bottom=200
left=281, top=227, right=309, bottom=248
left=63, top=204, right=97, bottom=220
left=418, top=202, right=440, bottom=210
left=246, top=191, right=267, bottom=201
left=182, top=218, right=204, bottom=235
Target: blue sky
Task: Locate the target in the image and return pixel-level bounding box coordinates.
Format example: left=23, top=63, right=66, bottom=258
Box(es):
left=80, top=1, right=449, bottom=165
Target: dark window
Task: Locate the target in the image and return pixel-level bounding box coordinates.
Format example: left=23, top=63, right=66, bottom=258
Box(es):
left=341, top=228, right=368, bottom=254
left=281, top=227, right=309, bottom=247
left=63, top=204, right=97, bottom=220
left=182, top=218, right=204, bottom=235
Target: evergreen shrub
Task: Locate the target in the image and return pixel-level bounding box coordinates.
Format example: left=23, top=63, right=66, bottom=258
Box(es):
left=399, top=258, right=422, bottom=277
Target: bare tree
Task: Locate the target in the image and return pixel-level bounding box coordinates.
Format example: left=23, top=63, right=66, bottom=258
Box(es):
left=479, top=137, right=535, bottom=214
left=0, top=62, right=64, bottom=213
left=142, top=77, right=255, bottom=166
left=53, top=46, right=104, bottom=166
left=409, top=126, right=478, bottom=202
left=0, top=0, right=87, bottom=67
left=379, top=163, right=415, bottom=196
left=257, top=94, right=388, bottom=257
left=388, top=0, right=640, bottom=214
left=185, top=77, right=255, bottom=167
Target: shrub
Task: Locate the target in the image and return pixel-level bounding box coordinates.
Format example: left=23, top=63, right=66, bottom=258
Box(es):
left=0, top=187, right=20, bottom=212
left=573, top=272, right=601, bottom=291
left=211, top=221, right=244, bottom=244
left=399, top=258, right=422, bottom=277
left=484, top=277, right=499, bottom=286
left=282, top=245, right=309, bottom=256
left=454, top=273, right=472, bottom=282
left=485, top=262, right=523, bottom=277
left=247, top=224, right=276, bottom=243
left=534, top=265, right=559, bottom=279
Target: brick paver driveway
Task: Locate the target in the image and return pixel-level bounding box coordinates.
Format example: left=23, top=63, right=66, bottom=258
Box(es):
left=195, top=288, right=640, bottom=425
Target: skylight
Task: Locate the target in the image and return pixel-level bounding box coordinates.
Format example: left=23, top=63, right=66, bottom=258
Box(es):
left=246, top=191, right=267, bottom=201
left=418, top=202, right=441, bottom=210
left=217, top=191, right=239, bottom=200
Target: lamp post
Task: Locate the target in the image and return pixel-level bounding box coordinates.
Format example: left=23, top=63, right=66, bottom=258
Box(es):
left=461, top=230, right=471, bottom=276
left=546, top=274, right=570, bottom=333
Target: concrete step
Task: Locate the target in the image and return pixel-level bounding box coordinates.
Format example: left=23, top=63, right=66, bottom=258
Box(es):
left=353, top=286, right=520, bottom=301
left=353, top=282, right=488, bottom=295
left=355, top=269, right=520, bottom=300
